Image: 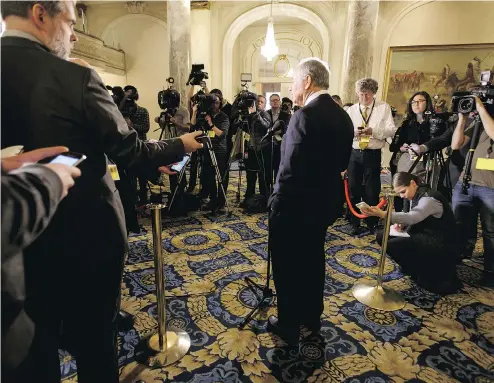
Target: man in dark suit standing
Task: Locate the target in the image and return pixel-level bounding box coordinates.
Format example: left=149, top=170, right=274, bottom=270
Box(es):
left=267, top=94, right=291, bottom=182
left=0, top=2, right=203, bottom=382
left=267, top=58, right=354, bottom=345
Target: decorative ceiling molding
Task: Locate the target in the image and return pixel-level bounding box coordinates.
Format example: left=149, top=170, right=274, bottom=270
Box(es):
left=191, top=1, right=210, bottom=10
left=125, top=1, right=146, bottom=14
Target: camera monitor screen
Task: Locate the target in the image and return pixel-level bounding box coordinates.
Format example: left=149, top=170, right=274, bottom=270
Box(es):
left=241, top=73, right=252, bottom=82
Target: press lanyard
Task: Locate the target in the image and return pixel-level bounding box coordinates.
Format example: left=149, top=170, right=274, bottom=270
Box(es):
left=359, top=101, right=375, bottom=127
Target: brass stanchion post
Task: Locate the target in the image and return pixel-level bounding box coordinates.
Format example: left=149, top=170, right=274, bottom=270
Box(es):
left=352, top=195, right=406, bottom=311
left=146, top=204, right=191, bottom=367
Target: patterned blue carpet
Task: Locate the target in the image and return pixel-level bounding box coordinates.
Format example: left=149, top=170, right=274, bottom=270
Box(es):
left=60, top=172, right=494, bottom=383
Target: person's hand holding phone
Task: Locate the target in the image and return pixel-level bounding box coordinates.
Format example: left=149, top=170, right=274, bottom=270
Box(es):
left=44, top=163, right=81, bottom=198
left=180, top=131, right=204, bottom=152
left=157, top=165, right=177, bottom=175
left=1, top=146, right=69, bottom=171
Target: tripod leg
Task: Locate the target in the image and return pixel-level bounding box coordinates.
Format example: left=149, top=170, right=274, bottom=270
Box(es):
left=168, top=164, right=188, bottom=212
left=205, top=140, right=230, bottom=214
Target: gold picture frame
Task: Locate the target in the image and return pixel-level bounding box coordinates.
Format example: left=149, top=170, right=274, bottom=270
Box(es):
left=383, top=43, right=494, bottom=124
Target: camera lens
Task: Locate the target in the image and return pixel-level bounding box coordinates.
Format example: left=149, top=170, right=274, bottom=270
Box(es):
left=458, top=98, right=474, bottom=113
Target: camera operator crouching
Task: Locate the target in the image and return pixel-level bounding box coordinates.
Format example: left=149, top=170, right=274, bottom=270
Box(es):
left=241, top=94, right=271, bottom=204
left=451, top=71, right=494, bottom=286
left=191, top=93, right=230, bottom=211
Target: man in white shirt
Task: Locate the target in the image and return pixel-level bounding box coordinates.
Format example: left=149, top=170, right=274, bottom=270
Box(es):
left=345, top=78, right=396, bottom=233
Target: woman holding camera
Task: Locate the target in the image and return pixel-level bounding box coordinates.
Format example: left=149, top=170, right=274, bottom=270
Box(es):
left=362, top=172, right=461, bottom=294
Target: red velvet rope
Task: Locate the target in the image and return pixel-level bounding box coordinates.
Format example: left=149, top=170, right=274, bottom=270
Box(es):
left=343, top=177, right=387, bottom=219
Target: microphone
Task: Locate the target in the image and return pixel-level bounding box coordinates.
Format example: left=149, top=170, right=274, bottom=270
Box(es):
left=261, top=120, right=285, bottom=141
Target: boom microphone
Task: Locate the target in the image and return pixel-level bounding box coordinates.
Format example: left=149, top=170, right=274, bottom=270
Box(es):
left=261, top=120, right=285, bottom=141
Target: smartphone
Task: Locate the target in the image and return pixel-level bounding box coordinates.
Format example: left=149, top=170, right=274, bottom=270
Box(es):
left=356, top=202, right=370, bottom=211
left=42, top=151, right=87, bottom=167
left=170, top=155, right=190, bottom=173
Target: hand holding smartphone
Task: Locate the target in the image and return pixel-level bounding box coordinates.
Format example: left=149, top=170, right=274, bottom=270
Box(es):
left=356, top=201, right=370, bottom=211
left=40, top=151, right=86, bottom=167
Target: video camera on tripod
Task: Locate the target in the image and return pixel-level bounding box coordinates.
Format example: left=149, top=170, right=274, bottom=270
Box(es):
left=452, top=70, right=494, bottom=115
left=424, top=110, right=450, bottom=138
left=231, top=90, right=258, bottom=120
left=186, top=64, right=209, bottom=86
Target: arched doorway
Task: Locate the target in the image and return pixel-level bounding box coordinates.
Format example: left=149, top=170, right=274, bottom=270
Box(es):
left=222, top=3, right=330, bottom=100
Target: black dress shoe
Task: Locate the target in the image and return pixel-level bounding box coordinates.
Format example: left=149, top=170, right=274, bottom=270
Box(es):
left=267, top=316, right=299, bottom=346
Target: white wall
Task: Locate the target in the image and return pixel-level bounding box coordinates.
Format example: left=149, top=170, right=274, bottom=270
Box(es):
left=191, top=9, right=211, bottom=76
left=98, top=71, right=127, bottom=89
left=102, top=16, right=169, bottom=140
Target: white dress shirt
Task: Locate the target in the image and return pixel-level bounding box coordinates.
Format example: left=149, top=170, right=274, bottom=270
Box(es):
left=346, top=100, right=396, bottom=150
left=305, top=90, right=330, bottom=106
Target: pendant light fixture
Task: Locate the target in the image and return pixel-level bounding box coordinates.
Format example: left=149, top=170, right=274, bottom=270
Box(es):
left=261, top=1, right=279, bottom=62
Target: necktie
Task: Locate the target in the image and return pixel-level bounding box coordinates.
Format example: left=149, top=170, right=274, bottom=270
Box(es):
left=363, top=106, right=368, bottom=121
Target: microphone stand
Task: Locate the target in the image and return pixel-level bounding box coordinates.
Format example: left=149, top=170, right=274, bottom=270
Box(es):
left=239, top=130, right=277, bottom=329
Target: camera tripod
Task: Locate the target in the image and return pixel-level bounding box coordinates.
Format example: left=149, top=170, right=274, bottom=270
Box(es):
left=167, top=156, right=190, bottom=213
left=239, top=130, right=277, bottom=329
left=155, top=120, right=178, bottom=141
left=407, top=149, right=452, bottom=198
left=201, top=132, right=232, bottom=216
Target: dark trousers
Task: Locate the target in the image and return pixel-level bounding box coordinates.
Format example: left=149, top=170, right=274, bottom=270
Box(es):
left=376, top=230, right=458, bottom=290
left=270, top=210, right=328, bottom=330
left=452, top=182, right=494, bottom=272
left=245, top=146, right=272, bottom=198
left=202, top=150, right=228, bottom=206
left=19, top=252, right=124, bottom=383
left=348, top=149, right=382, bottom=227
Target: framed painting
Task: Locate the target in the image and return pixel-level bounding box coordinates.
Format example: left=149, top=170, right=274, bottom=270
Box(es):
left=383, top=44, right=494, bottom=125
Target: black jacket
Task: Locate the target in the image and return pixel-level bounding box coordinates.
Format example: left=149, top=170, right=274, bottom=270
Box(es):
left=1, top=36, right=185, bottom=257
left=268, top=109, right=291, bottom=136
left=270, top=94, right=354, bottom=224
left=1, top=165, right=63, bottom=370
left=243, top=111, right=271, bottom=150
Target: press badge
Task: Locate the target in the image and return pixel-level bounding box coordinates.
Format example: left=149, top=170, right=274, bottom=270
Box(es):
left=208, top=130, right=216, bottom=138
left=476, top=158, right=494, bottom=171
left=108, top=164, right=120, bottom=181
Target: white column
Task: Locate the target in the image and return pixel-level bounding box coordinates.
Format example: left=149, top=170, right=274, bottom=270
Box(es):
left=191, top=8, right=211, bottom=84
left=168, top=0, right=191, bottom=105
left=341, top=0, right=379, bottom=103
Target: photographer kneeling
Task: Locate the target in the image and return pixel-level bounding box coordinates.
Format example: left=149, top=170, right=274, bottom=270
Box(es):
left=361, top=172, right=461, bottom=294
left=191, top=93, right=230, bottom=211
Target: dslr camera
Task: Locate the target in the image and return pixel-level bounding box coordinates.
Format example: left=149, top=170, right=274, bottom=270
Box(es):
left=186, top=64, right=209, bottom=86
left=451, top=70, right=494, bottom=115
left=424, top=111, right=450, bottom=138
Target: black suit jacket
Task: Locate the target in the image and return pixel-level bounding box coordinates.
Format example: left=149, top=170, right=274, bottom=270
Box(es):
left=1, top=37, right=185, bottom=257
left=270, top=94, right=354, bottom=224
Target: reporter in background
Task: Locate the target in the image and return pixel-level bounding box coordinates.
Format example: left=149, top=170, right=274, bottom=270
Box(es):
left=190, top=93, right=230, bottom=211
left=267, top=58, right=354, bottom=345
left=2, top=146, right=80, bottom=381
left=122, top=85, right=151, bottom=205
left=346, top=78, right=396, bottom=234
left=242, top=95, right=272, bottom=203
left=332, top=95, right=343, bottom=107
left=0, top=2, right=203, bottom=382
left=362, top=172, right=461, bottom=294
left=268, top=94, right=291, bottom=181
left=451, top=96, right=494, bottom=285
